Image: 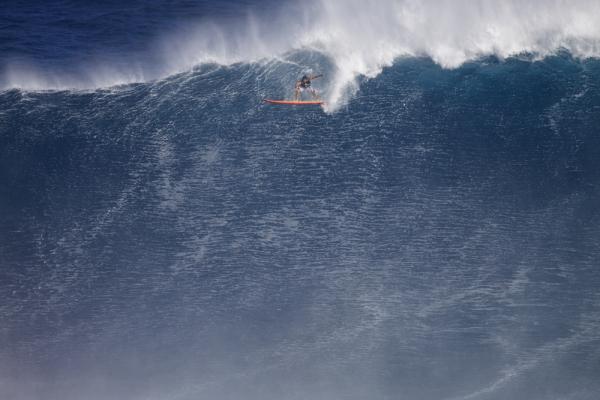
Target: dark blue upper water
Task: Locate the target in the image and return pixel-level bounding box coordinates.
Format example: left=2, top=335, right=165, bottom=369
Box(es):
left=1, top=2, right=600, bottom=400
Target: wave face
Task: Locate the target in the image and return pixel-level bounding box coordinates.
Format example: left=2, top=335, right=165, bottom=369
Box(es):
left=2, top=53, right=600, bottom=400
left=2, top=2, right=600, bottom=400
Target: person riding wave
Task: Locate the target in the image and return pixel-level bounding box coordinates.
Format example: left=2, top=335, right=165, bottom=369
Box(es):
left=295, top=74, right=323, bottom=101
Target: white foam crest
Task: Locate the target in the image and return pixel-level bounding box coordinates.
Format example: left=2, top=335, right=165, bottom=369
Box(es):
left=302, top=0, right=600, bottom=108
left=1, top=62, right=148, bottom=91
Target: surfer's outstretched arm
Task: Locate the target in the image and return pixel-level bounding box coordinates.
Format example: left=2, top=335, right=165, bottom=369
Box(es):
left=310, top=74, right=323, bottom=80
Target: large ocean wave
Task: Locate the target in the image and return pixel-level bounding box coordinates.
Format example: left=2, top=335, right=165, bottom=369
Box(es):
left=2, top=3, right=600, bottom=399
left=2, top=52, right=600, bottom=400
left=4, top=0, right=600, bottom=109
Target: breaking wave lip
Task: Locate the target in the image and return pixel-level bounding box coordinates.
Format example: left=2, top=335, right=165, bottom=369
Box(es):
left=3, top=0, right=600, bottom=110
left=0, top=63, right=150, bottom=92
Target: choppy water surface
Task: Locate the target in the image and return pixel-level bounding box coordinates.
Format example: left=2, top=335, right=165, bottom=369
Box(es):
left=1, top=1, right=600, bottom=400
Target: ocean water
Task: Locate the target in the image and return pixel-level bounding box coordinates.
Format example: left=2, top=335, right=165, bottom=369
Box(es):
left=1, top=1, right=600, bottom=400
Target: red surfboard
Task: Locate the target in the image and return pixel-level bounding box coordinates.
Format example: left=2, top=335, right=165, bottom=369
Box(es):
left=264, top=99, right=324, bottom=106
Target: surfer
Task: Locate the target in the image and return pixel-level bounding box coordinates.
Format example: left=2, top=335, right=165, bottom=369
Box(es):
left=294, top=74, right=322, bottom=101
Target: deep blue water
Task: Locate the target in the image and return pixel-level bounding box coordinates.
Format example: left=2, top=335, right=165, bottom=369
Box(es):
left=1, top=2, right=600, bottom=400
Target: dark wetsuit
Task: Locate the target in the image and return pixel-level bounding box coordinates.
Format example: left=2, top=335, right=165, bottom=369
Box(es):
left=295, top=75, right=320, bottom=100
left=299, top=75, right=311, bottom=88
